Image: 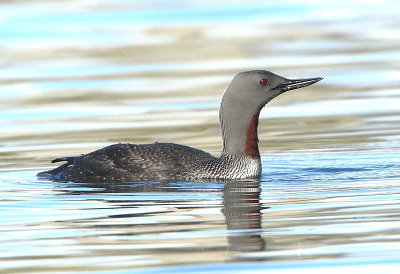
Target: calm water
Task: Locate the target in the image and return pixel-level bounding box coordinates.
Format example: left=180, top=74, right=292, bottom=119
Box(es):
left=1, top=0, right=400, bottom=273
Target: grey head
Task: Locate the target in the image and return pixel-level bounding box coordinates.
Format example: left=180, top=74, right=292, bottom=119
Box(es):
left=219, top=70, right=322, bottom=158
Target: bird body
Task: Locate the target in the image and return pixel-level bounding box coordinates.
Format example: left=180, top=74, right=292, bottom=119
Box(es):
left=38, top=70, right=322, bottom=182
left=42, top=143, right=261, bottom=182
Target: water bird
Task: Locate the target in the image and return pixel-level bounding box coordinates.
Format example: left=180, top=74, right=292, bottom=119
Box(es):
left=38, top=70, right=322, bottom=182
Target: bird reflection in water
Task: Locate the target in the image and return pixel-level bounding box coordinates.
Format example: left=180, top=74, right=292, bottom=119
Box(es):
left=53, top=179, right=265, bottom=253
left=222, top=180, right=265, bottom=252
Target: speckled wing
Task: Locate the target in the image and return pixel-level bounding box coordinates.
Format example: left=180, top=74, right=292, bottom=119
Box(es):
left=38, top=143, right=216, bottom=182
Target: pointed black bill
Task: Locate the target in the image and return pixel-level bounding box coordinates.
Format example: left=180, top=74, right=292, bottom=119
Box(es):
left=273, top=77, right=323, bottom=93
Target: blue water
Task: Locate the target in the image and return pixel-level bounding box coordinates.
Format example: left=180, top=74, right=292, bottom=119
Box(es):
left=1, top=152, right=400, bottom=272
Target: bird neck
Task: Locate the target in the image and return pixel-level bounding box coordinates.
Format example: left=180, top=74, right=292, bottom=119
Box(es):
left=219, top=99, right=261, bottom=160
left=244, top=113, right=260, bottom=159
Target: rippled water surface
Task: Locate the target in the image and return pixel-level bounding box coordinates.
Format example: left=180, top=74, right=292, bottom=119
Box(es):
left=1, top=0, right=400, bottom=273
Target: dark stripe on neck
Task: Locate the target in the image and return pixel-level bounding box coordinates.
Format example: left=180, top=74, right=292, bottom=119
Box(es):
left=245, top=114, right=260, bottom=159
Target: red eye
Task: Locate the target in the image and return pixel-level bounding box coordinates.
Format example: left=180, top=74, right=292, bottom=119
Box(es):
left=259, top=79, right=268, bottom=85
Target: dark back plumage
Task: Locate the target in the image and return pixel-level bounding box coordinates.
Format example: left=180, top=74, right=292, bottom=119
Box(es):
left=39, top=143, right=218, bottom=182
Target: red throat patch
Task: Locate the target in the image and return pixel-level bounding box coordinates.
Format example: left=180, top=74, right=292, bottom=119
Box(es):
left=245, top=114, right=260, bottom=159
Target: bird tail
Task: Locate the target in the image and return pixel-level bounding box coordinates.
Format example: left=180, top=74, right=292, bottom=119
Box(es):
left=51, top=157, right=75, bottom=164
left=37, top=156, right=77, bottom=179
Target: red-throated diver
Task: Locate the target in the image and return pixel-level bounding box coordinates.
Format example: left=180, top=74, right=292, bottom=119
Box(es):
left=37, top=70, right=322, bottom=182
